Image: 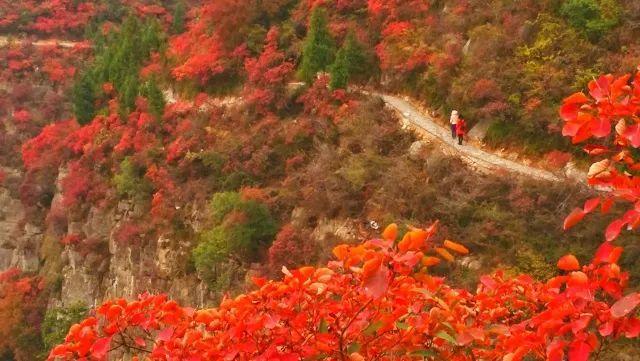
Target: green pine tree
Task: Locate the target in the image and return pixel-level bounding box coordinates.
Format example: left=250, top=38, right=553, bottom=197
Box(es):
left=298, top=7, right=335, bottom=83
left=72, top=72, right=96, bottom=125
left=143, top=79, right=166, bottom=119
left=171, top=1, right=186, bottom=34
left=329, top=48, right=349, bottom=90
left=329, top=31, right=368, bottom=89
left=119, top=74, right=139, bottom=113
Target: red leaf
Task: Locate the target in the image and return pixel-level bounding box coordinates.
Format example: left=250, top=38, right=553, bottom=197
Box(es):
left=611, top=293, right=640, bottom=318
left=134, top=337, right=146, bottom=347
left=560, top=103, right=581, bottom=122
left=564, top=92, right=590, bottom=105
left=568, top=340, right=591, bottom=361
left=583, top=198, right=600, bottom=214
left=546, top=339, right=565, bottom=361
left=583, top=144, right=609, bottom=156
left=625, top=318, right=640, bottom=337
left=599, top=321, right=613, bottom=336
left=157, top=327, right=174, bottom=342
left=605, top=219, right=625, bottom=242
left=589, top=117, right=611, bottom=138
left=563, top=208, right=585, bottom=230
left=562, top=121, right=582, bottom=137
left=594, top=242, right=613, bottom=264
left=362, top=265, right=390, bottom=299
left=91, top=336, right=112, bottom=360
left=601, top=197, right=614, bottom=214
left=572, top=123, right=593, bottom=144
left=558, top=254, right=580, bottom=271
left=623, top=124, right=640, bottom=148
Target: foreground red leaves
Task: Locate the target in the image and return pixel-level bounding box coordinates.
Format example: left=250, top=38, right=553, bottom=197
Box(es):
left=49, top=222, right=639, bottom=360
left=561, top=68, right=640, bottom=242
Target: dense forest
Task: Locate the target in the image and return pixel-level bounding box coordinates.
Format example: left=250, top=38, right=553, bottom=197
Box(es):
left=1, top=0, right=640, bottom=360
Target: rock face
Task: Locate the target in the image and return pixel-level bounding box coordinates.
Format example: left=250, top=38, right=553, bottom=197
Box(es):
left=0, top=169, right=41, bottom=272
left=57, top=203, right=207, bottom=308
left=1, top=168, right=359, bottom=311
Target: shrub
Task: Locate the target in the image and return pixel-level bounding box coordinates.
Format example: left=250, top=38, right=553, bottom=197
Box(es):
left=268, top=224, right=316, bottom=271
left=560, top=0, right=620, bottom=40
left=113, top=157, right=152, bottom=200
left=193, top=192, right=277, bottom=282
left=41, top=303, right=87, bottom=353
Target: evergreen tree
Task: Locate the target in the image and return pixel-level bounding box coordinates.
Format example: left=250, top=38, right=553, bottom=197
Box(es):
left=171, top=1, right=186, bottom=34
left=143, top=79, right=166, bottom=119
left=119, top=74, right=139, bottom=113
left=330, top=31, right=368, bottom=89
left=329, top=48, right=349, bottom=90
left=298, top=7, right=335, bottom=83
left=72, top=72, right=96, bottom=125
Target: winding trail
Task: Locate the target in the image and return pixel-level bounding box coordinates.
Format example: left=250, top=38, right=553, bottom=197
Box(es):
left=377, top=93, right=581, bottom=183
left=0, top=34, right=583, bottom=184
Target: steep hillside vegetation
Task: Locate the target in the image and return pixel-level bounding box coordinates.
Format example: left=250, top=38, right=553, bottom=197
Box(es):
left=0, top=0, right=640, bottom=359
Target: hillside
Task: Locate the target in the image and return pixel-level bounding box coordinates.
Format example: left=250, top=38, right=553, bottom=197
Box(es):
left=0, top=0, right=640, bottom=360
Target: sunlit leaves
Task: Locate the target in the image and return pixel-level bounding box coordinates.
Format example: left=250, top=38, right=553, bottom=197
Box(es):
left=563, top=208, right=585, bottom=230
left=557, top=254, right=580, bottom=271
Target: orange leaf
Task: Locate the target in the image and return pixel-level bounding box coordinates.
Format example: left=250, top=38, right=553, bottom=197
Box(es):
left=557, top=254, right=580, bottom=271
left=397, top=233, right=411, bottom=252
left=435, top=247, right=455, bottom=262
left=443, top=240, right=469, bottom=255
left=382, top=223, right=398, bottom=241
left=332, top=244, right=349, bottom=261
left=563, top=208, right=585, bottom=231
left=421, top=256, right=441, bottom=267
left=409, top=229, right=429, bottom=249
left=362, top=256, right=382, bottom=280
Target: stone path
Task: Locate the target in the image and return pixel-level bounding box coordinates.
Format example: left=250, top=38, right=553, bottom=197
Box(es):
left=378, top=93, right=570, bottom=183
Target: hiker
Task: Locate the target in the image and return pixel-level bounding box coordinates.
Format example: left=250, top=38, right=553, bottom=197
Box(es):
left=449, top=110, right=459, bottom=139
left=456, top=115, right=466, bottom=145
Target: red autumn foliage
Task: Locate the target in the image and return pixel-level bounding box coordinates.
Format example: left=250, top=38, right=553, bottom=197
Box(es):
left=48, top=221, right=640, bottom=360
left=243, top=27, right=294, bottom=115
left=560, top=69, right=640, bottom=242
left=267, top=224, right=315, bottom=271
left=0, top=269, right=46, bottom=361
left=297, top=75, right=356, bottom=120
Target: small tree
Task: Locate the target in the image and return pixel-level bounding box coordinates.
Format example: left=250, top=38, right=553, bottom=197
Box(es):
left=329, top=49, right=349, bottom=90
left=193, top=192, right=277, bottom=282
left=72, top=72, right=96, bottom=125
left=171, top=1, right=186, bottom=34
left=330, top=31, right=369, bottom=89
left=142, top=79, right=166, bottom=119
left=298, top=7, right=335, bottom=83
left=41, top=303, right=87, bottom=353
left=560, top=0, right=620, bottom=40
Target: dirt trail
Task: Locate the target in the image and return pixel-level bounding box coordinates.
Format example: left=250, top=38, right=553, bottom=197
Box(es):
left=0, top=35, right=585, bottom=184
left=378, top=93, right=583, bottom=183
left=0, top=36, right=80, bottom=48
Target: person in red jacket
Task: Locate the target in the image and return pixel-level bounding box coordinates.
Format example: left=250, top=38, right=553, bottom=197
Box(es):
left=456, top=116, right=466, bottom=145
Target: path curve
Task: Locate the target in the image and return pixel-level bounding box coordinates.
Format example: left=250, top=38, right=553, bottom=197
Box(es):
left=377, top=93, right=569, bottom=183
left=0, top=35, right=582, bottom=184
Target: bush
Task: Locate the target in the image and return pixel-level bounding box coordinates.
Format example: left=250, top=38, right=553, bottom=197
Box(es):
left=560, top=0, right=620, bottom=40
left=113, top=157, right=152, bottom=199
left=193, top=192, right=277, bottom=282
left=41, top=303, right=87, bottom=353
